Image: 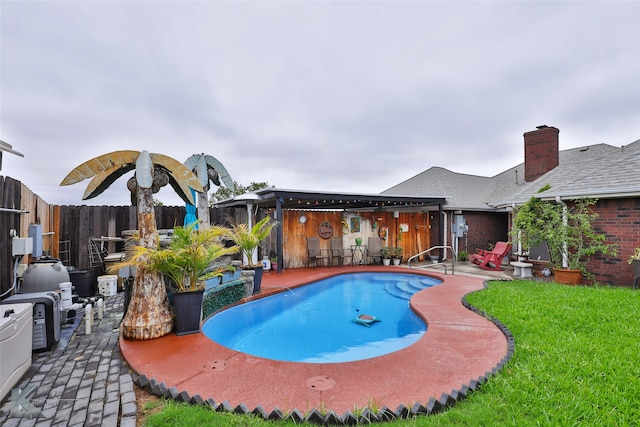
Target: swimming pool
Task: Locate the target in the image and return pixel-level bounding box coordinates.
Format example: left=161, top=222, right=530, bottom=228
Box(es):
left=202, top=272, right=441, bottom=363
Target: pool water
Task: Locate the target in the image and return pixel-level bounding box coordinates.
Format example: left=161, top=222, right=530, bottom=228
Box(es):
left=202, top=272, right=441, bottom=363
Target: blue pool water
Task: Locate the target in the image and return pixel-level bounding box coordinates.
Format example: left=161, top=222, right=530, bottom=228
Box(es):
left=202, top=272, right=441, bottom=363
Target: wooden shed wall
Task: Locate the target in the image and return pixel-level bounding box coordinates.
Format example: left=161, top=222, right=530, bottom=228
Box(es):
left=265, top=210, right=432, bottom=269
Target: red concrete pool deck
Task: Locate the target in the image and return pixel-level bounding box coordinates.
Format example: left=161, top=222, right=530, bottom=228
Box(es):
left=120, top=266, right=509, bottom=416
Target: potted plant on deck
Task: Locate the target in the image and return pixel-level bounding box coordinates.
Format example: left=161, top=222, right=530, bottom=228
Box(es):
left=512, top=196, right=617, bottom=285
left=381, top=247, right=392, bottom=266
left=391, top=246, right=403, bottom=266
left=223, top=216, right=277, bottom=294
left=116, top=222, right=238, bottom=335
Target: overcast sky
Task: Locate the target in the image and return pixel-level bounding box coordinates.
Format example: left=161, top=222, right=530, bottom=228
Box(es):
left=1, top=1, right=639, bottom=207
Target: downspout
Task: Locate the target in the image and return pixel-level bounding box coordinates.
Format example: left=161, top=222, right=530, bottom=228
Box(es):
left=512, top=203, right=522, bottom=255
left=442, top=209, right=448, bottom=260
left=555, top=196, right=569, bottom=268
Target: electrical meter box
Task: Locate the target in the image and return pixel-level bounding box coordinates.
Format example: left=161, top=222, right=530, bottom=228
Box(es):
left=29, top=224, right=43, bottom=257
left=12, top=237, right=33, bottom=256
left=453, top=215, right=467, bottom=237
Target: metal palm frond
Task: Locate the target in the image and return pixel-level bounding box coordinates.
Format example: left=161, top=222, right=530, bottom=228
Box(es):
left=60, top=150, right=204, bottom=205
left=184, top=153, right=235, bottom=191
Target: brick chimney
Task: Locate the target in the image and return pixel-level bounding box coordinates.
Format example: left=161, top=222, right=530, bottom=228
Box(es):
left=523, top=125, right=559, bottom=182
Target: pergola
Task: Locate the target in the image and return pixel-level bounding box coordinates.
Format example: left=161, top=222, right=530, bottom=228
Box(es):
left=215, top=188, right=446, bottom=271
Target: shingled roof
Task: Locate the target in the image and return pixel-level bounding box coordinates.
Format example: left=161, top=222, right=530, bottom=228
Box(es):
left=383, top=138, right=640, bottom=211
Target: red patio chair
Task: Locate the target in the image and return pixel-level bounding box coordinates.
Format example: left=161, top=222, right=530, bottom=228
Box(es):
left=470, top=241, right=512, bottom=271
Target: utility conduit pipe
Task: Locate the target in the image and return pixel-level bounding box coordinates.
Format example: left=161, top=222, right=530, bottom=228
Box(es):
left=96, top=298, right=104, bottom=320
left=85, top=304, right=93, bottom=335
left=555, top=196, right=569, bottom=269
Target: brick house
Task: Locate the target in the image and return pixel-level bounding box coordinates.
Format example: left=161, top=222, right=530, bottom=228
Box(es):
left=383, top=125, right=640, bottom=286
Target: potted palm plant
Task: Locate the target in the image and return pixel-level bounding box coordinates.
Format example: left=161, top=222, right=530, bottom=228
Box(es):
left=223, top=216, right=277, bottom=294
left=513, top=196, right=617, bottom=285
left=391, top=247, right=403, bottom=265
left=116, top=222, right=238, bottom=335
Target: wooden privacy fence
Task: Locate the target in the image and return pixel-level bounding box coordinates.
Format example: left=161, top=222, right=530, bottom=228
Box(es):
left=1, top=176, right=433, bottom=296
left=1, top=176, right=54, bottom=296
left=1, top=176, right=237, bottom=295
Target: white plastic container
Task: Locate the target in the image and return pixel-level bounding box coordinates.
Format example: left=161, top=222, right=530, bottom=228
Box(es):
left=59, top=281, right=73, bottom=309
left=1, top=303, right=33, bottom=402
left=97, top=275, right=118, bottom=296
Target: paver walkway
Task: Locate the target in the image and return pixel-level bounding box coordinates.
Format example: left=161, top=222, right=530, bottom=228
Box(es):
left=0, top=293, right=136, bottom=427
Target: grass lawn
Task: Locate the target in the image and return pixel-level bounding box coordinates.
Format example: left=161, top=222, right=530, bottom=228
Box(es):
left=143, top=280, right=640, bottom=426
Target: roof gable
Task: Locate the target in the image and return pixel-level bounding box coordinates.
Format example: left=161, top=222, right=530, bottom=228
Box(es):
left=384, top=138, right=640, bottom=210
left=382, top=166, right=498, bottom=210
left=504, top=141, right=640, bottom=205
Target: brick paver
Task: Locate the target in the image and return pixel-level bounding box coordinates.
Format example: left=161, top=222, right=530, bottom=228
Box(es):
left=0, top=293, right=135, bottom=426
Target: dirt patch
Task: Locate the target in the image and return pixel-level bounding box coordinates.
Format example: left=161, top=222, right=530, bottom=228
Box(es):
left=134, top=385, right=164, bottom=426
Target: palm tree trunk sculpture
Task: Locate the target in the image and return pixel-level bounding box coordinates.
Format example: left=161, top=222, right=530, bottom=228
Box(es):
left=61, top=150, right=203, bottom=339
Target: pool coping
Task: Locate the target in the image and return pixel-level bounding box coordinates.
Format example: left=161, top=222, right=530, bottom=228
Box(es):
left=120, top=266, right=514, bottom=424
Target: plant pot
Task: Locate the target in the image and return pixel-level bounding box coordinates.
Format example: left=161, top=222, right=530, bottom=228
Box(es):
left=632, top=259, right=640, bottom=277
left=382, top=258, right=391, bottom=266
left=173, top=289, right=204, bottom=335
left=221, top=270, right=240, bottom=283
left=392, top=258, right=401, bottom=266
left=355, top=238, right=362, bottom=246
left=252, top=265, right=264, bottom=294
left=554, top=268, right=582, bottom=285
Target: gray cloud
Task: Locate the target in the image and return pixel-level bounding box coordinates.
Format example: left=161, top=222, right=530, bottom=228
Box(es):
left=1, top=1, right=638, bottom=206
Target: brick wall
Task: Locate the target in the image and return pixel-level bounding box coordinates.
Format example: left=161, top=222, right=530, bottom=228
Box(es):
left=464, top=211, right=510, bottom=253
left=587, top=198, right=640, bottom=286
left=524, top=125, right=559, bottom=182
left=429, top=211, right=509, bottom=255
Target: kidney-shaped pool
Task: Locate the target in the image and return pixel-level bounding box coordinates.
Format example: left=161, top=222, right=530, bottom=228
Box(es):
left=202, top=272, right=441, bottom=363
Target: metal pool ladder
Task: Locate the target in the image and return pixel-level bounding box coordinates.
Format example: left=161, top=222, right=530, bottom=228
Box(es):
left=408, top=245, right=456, bottom=276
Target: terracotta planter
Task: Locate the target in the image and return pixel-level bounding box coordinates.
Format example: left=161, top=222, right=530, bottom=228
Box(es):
left=554, top=268, right=582, bottom=285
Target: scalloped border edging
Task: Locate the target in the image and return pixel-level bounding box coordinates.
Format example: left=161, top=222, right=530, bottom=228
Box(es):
left=132, top=278, right=515, bottom=425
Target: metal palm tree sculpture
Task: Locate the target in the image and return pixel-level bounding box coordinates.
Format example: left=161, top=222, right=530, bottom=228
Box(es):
left=184, top=153, right=235, bottom=228
left=61, top=150, right=204, bottom=340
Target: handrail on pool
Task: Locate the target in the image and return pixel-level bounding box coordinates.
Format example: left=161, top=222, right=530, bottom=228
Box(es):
left=408, top=245, right=456, bottom=276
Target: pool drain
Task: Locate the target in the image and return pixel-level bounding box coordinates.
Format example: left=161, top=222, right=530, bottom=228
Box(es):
left=203, top=360, right=227, bottom=371
left=306, top=375, right=336, bottom=391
